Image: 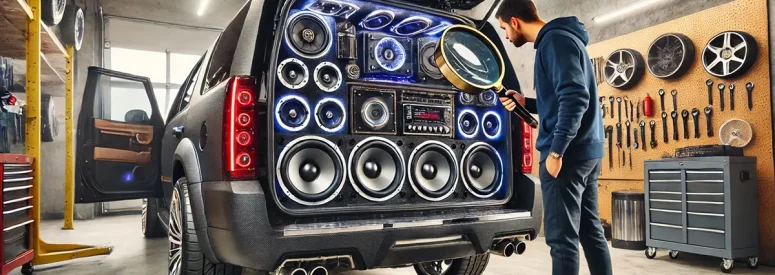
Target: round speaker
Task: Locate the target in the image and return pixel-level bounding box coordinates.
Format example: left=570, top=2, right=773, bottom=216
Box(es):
left=419, top=41, right=443, bottom=80
left=277, top=58, right=309, bottom=89
left=286, top=12, right=332, bottom=58
left=314, top=62, right=342, bottom=92
left=461, top=142, right=503, bottom=198
left=348, top=137, right=405, bottom=202
left=482, top=111, right=502, bottom=139
left=374, top=37, right=406, bottom=72
left=408, top=141, right=458, bottom=201
left=314, top=98, right=346, bottom=132
left=275, top=95, right=310, bottom=131
left=479, top=90, right=497, bottom=106
left=361, top=97, right=390, bottom=130
left=458, top=110, right=479, bottom=138
left=277, top=136, right=346, bottom=206
left=461, top=93, right=475, bottom=105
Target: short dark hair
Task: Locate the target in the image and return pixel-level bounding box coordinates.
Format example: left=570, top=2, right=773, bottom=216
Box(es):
left=495, top=0, right=540, bottom=23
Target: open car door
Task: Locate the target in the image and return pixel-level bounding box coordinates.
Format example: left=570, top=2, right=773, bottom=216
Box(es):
left=75, top=67, right=165, bottom=203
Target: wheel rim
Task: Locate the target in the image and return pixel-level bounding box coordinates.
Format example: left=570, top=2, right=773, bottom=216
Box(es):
left=418, top=260, right=452, bottom=275
left=723, top=259, right=734, bottom=269
left=749, top=257, right=758, bottom=266
left=141, top=198, right=148, bottom=233
left=168, top=188, right=183, bottom=275
left=604, top=50, right=639, bottom=88
left=703, top=32, right=749, bottom=77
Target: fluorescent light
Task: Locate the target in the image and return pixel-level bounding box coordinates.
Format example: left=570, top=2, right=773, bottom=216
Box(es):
left=593, top=0, right=672, bottom=24
left=197, top=0, right=210, bottom=16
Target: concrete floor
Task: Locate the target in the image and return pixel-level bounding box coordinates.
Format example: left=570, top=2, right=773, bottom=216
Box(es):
left=10, top=215, right=774, bottom=275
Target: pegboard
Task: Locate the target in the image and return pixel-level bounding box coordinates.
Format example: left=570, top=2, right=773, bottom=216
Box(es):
left=586, top=0, right=775, bottom=263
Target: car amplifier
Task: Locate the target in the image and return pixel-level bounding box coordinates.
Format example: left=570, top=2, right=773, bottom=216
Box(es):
left=675, top=145, right=743, bottom=158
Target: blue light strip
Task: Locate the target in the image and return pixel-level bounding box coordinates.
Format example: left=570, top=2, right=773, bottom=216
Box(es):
left=275, top=95, right=311, bottom=132
left=314, top=97, right=347, bottom=133
left=391, top=16, right=433, bottom=36
left=482, top=111, right=503, bottom=140
left=361, top=9, right=395, bottom=30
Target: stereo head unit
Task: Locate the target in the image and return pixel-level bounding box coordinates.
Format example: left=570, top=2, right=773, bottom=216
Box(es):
left=401, top=91, right=454, bottom=137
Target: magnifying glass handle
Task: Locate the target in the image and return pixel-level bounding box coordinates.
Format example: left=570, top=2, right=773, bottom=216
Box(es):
left=497, top=88, right=539, bottom=129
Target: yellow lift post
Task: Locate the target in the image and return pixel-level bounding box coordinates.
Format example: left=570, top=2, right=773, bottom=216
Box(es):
left=19, top=0, right=112, bottom=267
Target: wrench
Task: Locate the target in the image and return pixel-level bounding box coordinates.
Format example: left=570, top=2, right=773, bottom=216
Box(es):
left=599, top=96, right=606, bottom=118
left=746, top=82, right=754, bottom=110
left=718, top=83, right=725, bottom=111
left=706, top=79, right=714, bottom=106
left=609, top=96, right=615, bottom=118
left=628, top=150, right=632, bottom=171
left=617, top=97, right=622, bottom=123
left=691, top=108, right=700, bottom=138
left=639, top=121, right=646, bottom=151
left=671, top=89, right=678, bottom=112
left=636, top=100, right=641, bottom=122
left=633, top=128, right=640, bottom=149
left=705, top=107, right=714, bottom=137
left=671, top=111, right=679, bottom=141
left=616, top=123, right=622, bottom=167
left=681, top=110, right=690, bottom=140
left=602, top=105, right=607, bottom=118
left=729, top=84, right=736, bottom=111
left=624, top=96, right=629, bottom=120
left=625, top=121, right=631, bottom=148
left=606, top=125, right=613, bottom=170
left=630, top=101, right=634, bottom=122
left=661, top=112, right=668, bottom=143
left=649, top=120, right=657, bottom=149
left=658, top=89, right=665, bottom=111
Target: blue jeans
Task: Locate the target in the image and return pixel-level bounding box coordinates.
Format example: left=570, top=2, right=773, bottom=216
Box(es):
left=539, top=158, right=612, bottom=275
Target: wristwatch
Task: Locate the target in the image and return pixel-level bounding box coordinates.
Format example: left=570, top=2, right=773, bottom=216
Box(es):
left=549, top=152, right=562, bottom=159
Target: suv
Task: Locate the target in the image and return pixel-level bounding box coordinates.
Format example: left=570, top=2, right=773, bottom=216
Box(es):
left=75, top=0, right=542, bottom=274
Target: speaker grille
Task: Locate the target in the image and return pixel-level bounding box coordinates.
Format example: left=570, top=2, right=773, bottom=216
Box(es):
left=277, top=58, right=309, bottom=89
left=348, top=137, right=405, bottom=202
left=277, top=136, right=346, bottom=206
left=408, top=141, right=458, bottom=201
left=276, top=95, right=311, bottom=132
left=314, top=62, right=342, bottom=92
left=286, top=12, right=332, bottom=58
left=458, top=110, right=479, bottom=138
left=461, top=142, right=503, bottom=198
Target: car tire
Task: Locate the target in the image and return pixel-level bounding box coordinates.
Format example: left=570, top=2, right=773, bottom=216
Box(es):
left=41, top=94, right=58, bottom=142
left=170, top=178, right=242, bottom=275
left=41, top=0, right=66, bottom=26
left=142, top=198, right=166, bottom=238
left=59, top=5, right=85, bottom=51
left=413, top=254, right=490, bottom=275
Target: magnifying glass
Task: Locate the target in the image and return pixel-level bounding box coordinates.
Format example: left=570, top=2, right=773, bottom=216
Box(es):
left=433, top=25, right=539, bottom=129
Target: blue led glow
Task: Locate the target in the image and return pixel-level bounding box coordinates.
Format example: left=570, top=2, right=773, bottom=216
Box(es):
left=306, top=0, right=360, bottom=18
left=457, top=109, right=479, bottom=139
left=374, top=37, right=406, bottom=72
left=275, top=95, right=311, bottom=132
left=284, top=11, right=333, bottom=59
left=482, top=111, right=503, bottom=140
left=361, top=10, right=395, bottom=30
left=314, top=97, right=347, bottom=133
left=391, top=16, right=433, bottom=36
left=122, top=172, right=133, bottom=183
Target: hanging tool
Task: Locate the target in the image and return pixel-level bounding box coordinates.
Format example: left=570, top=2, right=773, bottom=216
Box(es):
left=661, top=112, right=668, bottom=143
left=681, top=110, right=690, bottom=140
left=706, top=79, right=714, bottom=105
left=671, top=89, right=678, bottom=112
left=643, top=94, right=654, bottom=117
left=671, top=111, right=679, bottom=141
left=628, top=149, right=632, bottom=171
left=616, top=123, right=622, bottom=167
left=625, top=121, right=631, bottom=148
left=649, top=120, right=657, bottom=149
left=746, top=82, right=754, bottom=110
left=705, top=107, right=714, bottom=137
left=636, top=100, right=641, bottom=122
left=729, top=83, right=736, bottom=111
left=605, top=125, right=613, bottom=170
left=599, top=96, right=606, bottom=118
left=622, top=150, right=626, bottom=168
left=624, top=96, right=629, bottom=120
left=718, top=83, right=725, bottom=111
left=617, top=97, right=622, bottom=123
left=609, top=96, right=615, bottom=118
left=629, top=101, right=634, bottom=122
left=633, top=128, right=640, bottom=149
left=691, top=108, right=700, bottom=138
left=658, top=89, right=665, bottom=111
left=639, top=121, right=646, bottom=151
left=602, top=105, right=607, bottom=118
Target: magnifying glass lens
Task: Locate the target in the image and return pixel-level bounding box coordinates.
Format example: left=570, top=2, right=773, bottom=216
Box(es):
left=441, top=30, right=501, bottom=87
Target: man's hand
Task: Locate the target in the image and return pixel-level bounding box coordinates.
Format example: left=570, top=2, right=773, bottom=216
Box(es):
left=545, top=156, right=562, bottom=178
left=499, top=90, right=525, bottom=112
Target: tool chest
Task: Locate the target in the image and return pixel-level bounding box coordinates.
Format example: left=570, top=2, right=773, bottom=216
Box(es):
left=644, top=156, right=759, bottom=273
left=0, top=154, right=33, bottom=275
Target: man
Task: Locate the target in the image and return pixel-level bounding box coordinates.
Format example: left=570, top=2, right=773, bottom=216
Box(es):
left=495, top=1, right=612, bottom=275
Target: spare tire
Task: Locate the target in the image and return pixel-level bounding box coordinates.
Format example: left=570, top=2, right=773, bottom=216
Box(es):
left=41, top=94, right=58, bottom=142
left=60, top=5, right=85, bottom=51
left=42, top=0, right=66, bottom=26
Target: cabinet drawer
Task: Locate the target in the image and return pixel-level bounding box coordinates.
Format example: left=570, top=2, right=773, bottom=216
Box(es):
left=649, top=191, right=681, bottom=201
left=3, top=224, right=29, bottom=262
left=648, top=170, right=681, bottom=181
left=650, top=223, right=683, bottom=243
left=649, top=199, right=682, bottom=211
left=686, top=182, right=724, bottom=193
left=687, top=201, right=724, bottom=214
left=686, top=193, right=724, bottom=203
left=685, top=170, right=724, bottom=181
left=650, top=209, right=682, bottom=225
left=688, top=228, right=725, bottom=249
left=688, top=213, right=725, bottom=231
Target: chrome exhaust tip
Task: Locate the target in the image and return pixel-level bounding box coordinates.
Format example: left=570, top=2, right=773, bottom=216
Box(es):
left=289, top=268, right=307, bottom=275
left=514, top=240, right=527, bottom=255
left=490, top=240, right=516, bottom=257
left=308, top=266, right=328, bottom=275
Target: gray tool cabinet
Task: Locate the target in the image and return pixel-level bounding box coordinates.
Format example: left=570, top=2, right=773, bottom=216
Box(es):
left=644, top=157, right=759, bottom=273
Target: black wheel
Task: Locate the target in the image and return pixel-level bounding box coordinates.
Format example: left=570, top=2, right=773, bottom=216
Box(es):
left=645, top=247, right=657, bottom=259
left=41, top=0, right=66, bottom=26
left=413, top=254, right=490, bottom=275
left=720, top=259, right=734, bottom=273
left=604, top=48, right=645, bottom=90
left=142, top=198, right=166, bottom=238
left=702, top=31, right=758, bottom=79
left=647, top=33, right=695, bottom=79
left=21, top=262, right=33, bottom=275
left=747, top=257, right=759, bottom=269
left=59, top=5, right=85, bottom=51
left=668, top=250, right=679, bottom=259
left=170, top=178, right=242, bottom=275
left=41, top=94, right=58, bottom=142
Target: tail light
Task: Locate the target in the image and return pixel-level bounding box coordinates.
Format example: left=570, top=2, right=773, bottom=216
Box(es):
left=521, top=121, right=533, bottom=173
left=224, top=76, right=257, bottom=179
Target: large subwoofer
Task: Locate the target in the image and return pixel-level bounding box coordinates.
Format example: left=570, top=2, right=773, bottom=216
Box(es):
left=348, top=137, right=405, bottom=201
left=461, top=142, right=503, bottom=198
left=408, top=141, right=458, bottom=201
left=286, top=12, right=332, bottom=58
left=277, top=136, right=346, bottom=206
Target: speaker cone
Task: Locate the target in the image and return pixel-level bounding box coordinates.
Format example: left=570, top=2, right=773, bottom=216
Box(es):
left=278, top=58, right=309, bottom=89
left=408, top=141, right=458, bottom=201
left=315, top=98, right=346, bottom=132
left=314, top=62, right=342, bottom=92
left=361, top=97, right=390, bottom=130
left=419, top=41, right=443, bottom=80
left=277, top=136, right=345, bottom=206
left=461, top=142, right=503, bottom=198
left=286, top=12, right=332, bottom=57
left=458, top=110, right=479, bottom=138
left=348, top=137, right=405, bottom=201
left=482, top=111, right=502, bottom=139
left=276, top=95, right=311, bottom=131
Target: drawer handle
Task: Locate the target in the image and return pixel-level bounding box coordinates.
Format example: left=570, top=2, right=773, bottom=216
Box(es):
left=650, top=191, right=681, bottom=195
left=3, top=170, right=32, bottom=175
left=688, top=227, right=725, bottom=234
left=3, top=185, right=32, bottom=192
left=651, top=209, right=681, bottom=213
left=687, top=201, right=724, bottom=205
left=3, top=177, right=33, bottom=183
left=3, top=196, right=33, bottom=205
left=649, top=171, right=681, bottom=174
left=3, top=220, right=33, bottom=232
left=3, top=164, right=31, bottom=168
left=686, top=193, right=723, bottom=196
left=651, top=223, right=682, bottom=229
left=650, top=199, right=681, bottom=203
left=686, top=171, right=723, bottom=174
left=686, top=180, right=724, bottom=183
left=649, top=180, right=681, bottom=183
left=3, top=205, right=32, bottom=215
left=688, top=212, right=724, bottom=217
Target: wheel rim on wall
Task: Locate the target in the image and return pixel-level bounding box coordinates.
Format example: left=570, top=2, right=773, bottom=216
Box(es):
left=604, top=49, right=645, bottom=90
left=168, top=188, right=183, bottom=275
left=647, top=33, right=695, bottom=79
left=702, top=31, right=758, bottom=78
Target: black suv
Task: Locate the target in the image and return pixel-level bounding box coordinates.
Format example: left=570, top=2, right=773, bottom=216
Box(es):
left=75, top=0, right=542, bottom=274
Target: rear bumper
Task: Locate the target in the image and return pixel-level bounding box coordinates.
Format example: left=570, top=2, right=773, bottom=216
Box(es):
left=189, top=176, right=542, bottom=271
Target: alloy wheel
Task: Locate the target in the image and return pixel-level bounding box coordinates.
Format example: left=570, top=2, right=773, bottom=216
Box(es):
left=168, top=188, right=183, bottom=275
left=418, top=260, right=453, bottom=275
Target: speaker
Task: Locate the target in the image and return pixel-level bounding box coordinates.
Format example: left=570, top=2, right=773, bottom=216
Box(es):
left=365, top=33, right=413, bottom=76
left=348, top=137, right=405, bottom=201
left=457, top=110, right=479, bottom=138
left=417, top=38, right=444, bottom=81
left=277, top=136, right=346, bottom=206
left=481, top=111, right=502, bottom=139
left=351, top=86, right=396, bottom=135
left=408, top=140, right=458, bottom=201
left=461, top=142, right=503, bottom=198
left=313, top=62, right=342, bottom=92
left=278, top=58, right=309, bottom=89
left=286, top=12, right=332, bottom=58
left=276, top=95, right=311, bottom=131
left=314, top=98, right=346, bottom=132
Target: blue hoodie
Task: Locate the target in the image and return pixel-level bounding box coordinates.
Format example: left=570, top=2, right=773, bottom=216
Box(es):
left=533, top=17, right=604, bottom=162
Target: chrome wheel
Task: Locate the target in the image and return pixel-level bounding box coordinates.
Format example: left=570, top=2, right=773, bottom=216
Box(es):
left=417, top=260, right=453, bottom=275
left=604, top=49, right=644, bottom=90
left=702, top=31, right=758, bottom=78
left=168, top=188, right=183, bottom=275
left=141, top=198, right=148, bottom=233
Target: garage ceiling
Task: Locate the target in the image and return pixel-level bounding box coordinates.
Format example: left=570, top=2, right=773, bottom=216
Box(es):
left=100, top=0, right=247, bottom=29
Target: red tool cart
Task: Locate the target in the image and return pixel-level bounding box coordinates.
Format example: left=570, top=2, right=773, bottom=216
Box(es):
left=0, top=154, right=33, bottom=275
